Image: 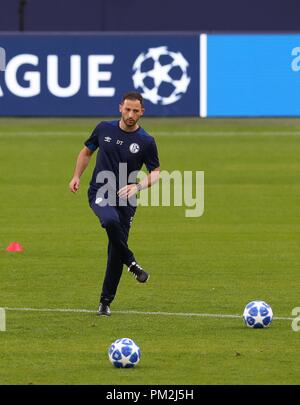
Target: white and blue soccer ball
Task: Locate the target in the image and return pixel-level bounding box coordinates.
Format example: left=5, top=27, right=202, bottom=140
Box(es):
left=243, top=300, right=273, bottom=328
left=108, top=338, right=141, bottom=368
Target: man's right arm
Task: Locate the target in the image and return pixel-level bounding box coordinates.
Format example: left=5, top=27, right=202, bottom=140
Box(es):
left=69, top=146, right=94, bottom=193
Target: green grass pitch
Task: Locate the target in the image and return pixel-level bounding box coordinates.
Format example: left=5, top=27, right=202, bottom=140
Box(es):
left=0, top=117, right=300, bottom=384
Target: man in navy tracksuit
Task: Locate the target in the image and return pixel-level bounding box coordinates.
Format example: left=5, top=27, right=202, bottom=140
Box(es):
left=69, top=92, right=160, bottom=316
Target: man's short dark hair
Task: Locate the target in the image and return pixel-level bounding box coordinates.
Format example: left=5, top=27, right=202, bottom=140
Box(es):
left=121, top=92, right=144, bottom=108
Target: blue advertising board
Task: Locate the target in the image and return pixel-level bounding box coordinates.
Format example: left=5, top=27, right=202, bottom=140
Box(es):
left=1, top=33, right=300, bottom=116
left=0, top=34, right=199, bottom=116
left=208, top=34, right=300, bottom=116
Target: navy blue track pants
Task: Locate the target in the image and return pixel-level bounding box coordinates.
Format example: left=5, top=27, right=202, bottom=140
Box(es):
left=89, top=192, right=136, bottom=304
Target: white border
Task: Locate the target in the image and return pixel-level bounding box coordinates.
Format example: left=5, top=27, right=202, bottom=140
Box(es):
left=4, top=307, right=292, bottom=321
left=200, top=33, right=207, bottom=118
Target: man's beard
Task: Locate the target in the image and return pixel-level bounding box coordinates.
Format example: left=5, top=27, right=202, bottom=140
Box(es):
left=124, top=117, right=136, bottom=127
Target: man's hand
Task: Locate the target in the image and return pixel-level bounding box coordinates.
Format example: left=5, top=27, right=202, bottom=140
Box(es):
left=117, top=169, right=160, bottom=200
left=117, top=184, right=139, bottom=199
left=69, top=147, right=94, bottom=194
left=69, top=177, right=80, bottom=193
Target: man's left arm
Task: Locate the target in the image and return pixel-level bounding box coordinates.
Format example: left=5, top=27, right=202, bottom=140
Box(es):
left=118, top=167, right=160, bottom=199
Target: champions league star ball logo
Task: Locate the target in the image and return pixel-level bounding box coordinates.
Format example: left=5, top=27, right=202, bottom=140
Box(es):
left=132, top=46, right=191, bottom=105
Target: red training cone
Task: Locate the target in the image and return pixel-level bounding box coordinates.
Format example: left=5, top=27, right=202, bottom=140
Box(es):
left=6, top=242, right=24, bottom=252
